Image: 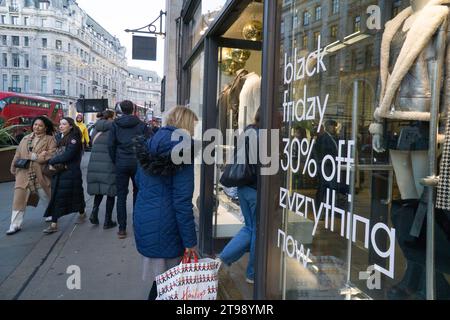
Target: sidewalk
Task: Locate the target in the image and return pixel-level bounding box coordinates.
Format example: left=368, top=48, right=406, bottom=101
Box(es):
left=0, top=153, right=150, bottom=300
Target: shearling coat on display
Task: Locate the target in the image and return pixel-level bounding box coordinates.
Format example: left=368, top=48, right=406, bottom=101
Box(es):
left=373, top=0, right=450, bottom=123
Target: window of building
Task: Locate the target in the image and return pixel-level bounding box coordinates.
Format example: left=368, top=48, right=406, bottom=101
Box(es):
left=41, top=55, right=47, bottom=69
left=67, top=79, right=70, bottom=95
left=354, top=15, right=361, bottom=32
left=24, top=36, right=29, bottom=46
left=1, top=15, right=6, bottom=24
left=55, top=60, right=62, bottom=72
left=41, top=18, right=46, bottom=27
left=2, top=74, right=7, bottom=91
left=1, top=35, right=6, bottom=45
left=330, top=25, right=338, bottom=41
left=314, top=31, right=320, bottom=47
left=23, top=17, right=29, bottom=26
left=12, top=53, right=19, bottom=67
left=11, top=16, right=18, bottom=25
left=331, top=0, right=340, bottom=14
left=42, top=38, right=47, bottom=48
left=24, top=76, right=29, bottom=92
left=24, top=54, right=29, bottom=68
left=11, top=75, right=19, bottom=90
left=315, top=6, right=322, bottom=21
left=41, top=76, right=47, bottom=93
left=2, top=53, right=7, bottom=67
left=68, top=43, right=71, bottom=52
left=56, top=40, right=62, bottom=50
left=303, top=11, right=310, bottom=26
left=55, top=20, right=62, bottom=29
left=12, top=36, right=19, bottom=46
left=392, top=0, right=402, bottom=16
left=55, top=77, right=62, bottom=90
left=39, top=1, right=49, bottom=10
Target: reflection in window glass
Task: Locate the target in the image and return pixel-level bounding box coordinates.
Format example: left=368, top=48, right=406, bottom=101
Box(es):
left=272, top=0, right=450, bottom=300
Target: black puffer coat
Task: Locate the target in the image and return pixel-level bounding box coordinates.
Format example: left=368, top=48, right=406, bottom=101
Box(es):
left=44, top=133, right=85, bottom=219
left=87, top=120, right=116, bottom=197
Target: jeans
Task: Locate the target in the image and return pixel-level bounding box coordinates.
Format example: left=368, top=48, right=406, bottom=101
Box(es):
left=116, top=165, right=138, bottom=231
left=219, top=186, right=257, bottom=280
left=93, top=195, right=115, bottom=219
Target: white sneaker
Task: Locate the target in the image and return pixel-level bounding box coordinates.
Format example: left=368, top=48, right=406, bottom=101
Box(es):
left=245, top=278, right=254, bottom=284
left=45, top=217, right=52, bottom=222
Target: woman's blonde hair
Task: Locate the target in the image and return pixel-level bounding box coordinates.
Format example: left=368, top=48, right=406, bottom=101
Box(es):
left=165, top=106, right=198, bottom=136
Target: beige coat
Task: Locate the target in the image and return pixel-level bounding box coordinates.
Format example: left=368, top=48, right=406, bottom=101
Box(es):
left=10, top=133, right=57, bottom=197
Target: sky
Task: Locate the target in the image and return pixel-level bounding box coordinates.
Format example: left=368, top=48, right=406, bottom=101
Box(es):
left=76, top=0, right=166, bottom=77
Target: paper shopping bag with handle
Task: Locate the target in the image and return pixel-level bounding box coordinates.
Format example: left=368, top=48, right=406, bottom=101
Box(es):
left=155, top=250, right=221, bottom=300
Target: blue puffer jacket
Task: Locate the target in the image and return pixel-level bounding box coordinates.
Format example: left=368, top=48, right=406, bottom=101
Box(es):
left=133, top=126, right=197, bottom=259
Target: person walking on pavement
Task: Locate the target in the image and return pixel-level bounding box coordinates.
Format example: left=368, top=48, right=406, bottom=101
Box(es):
left=108, top=100, right=149, bottom=239
left=133, top=106, right=199, bottom=300
left=218, top=110, right=260, bottom=284
left=75, top=113, right=90, bottom=149
left=86, top=110, right=117, bottom=229
left=43, top=117, right=86, bottom=234
left=6, top=116, right=57, bottom=235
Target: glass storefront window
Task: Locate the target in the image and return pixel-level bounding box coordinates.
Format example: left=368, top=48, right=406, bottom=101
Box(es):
left=267, top=0, right=450, bottom=300
left=189, top=0, right=228, bottom=50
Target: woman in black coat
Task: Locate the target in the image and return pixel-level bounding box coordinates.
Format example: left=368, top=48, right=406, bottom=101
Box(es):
left=43, top=117, right=86, bottom=234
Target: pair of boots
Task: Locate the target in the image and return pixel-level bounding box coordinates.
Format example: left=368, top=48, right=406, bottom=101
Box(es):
left=89, top=205, right=117, bottom=229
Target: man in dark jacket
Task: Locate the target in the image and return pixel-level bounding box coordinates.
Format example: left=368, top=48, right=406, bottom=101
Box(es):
left=108, top=100, right=149, bottom=239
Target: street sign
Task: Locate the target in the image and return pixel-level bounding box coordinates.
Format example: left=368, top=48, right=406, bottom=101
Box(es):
left=132, top=35, right=157, bottom=61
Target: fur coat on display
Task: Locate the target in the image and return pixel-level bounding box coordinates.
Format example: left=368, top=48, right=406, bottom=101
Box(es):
left=373, top=0, right=450, bottom=125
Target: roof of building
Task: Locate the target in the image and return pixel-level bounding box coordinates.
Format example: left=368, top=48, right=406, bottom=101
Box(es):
left=127, top=67, right=161, bottom=81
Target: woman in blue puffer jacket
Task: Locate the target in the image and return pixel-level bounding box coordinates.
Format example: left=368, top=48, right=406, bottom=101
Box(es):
left=133, top=106, right=198, bottom=300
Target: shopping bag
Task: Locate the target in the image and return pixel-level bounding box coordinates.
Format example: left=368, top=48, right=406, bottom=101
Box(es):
left=155, top=250, right=221, bottom=300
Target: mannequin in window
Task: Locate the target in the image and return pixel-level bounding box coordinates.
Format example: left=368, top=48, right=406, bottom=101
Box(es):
left=238, top=72, right=261, bottom=130
left=369, top=0, right=450, bottom=299
left=369, top=0, right=450, bottom=200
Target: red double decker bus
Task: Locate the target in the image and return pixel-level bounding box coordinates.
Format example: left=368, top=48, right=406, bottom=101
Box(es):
left=0, top=91, right=64, bottom=142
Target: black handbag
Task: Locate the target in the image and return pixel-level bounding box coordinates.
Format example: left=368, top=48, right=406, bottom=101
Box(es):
left=42, top=163, right=66, bottom=177
left=14, top=159, right=31, bottom=169
left=219, top=132, right=257, bottom=188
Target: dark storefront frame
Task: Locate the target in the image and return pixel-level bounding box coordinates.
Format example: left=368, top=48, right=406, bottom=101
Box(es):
left=178, top=0, right=264, bottom=260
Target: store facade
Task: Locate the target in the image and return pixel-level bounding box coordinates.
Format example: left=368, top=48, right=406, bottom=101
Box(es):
left=175, top=0, right=450, bottom=300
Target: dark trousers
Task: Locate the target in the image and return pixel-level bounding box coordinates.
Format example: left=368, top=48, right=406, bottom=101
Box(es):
left=148, top=281, right=157, bottom=300
left=93, top=195, right=115, bottom=218
left=116, top=165, right=138, bottom=231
